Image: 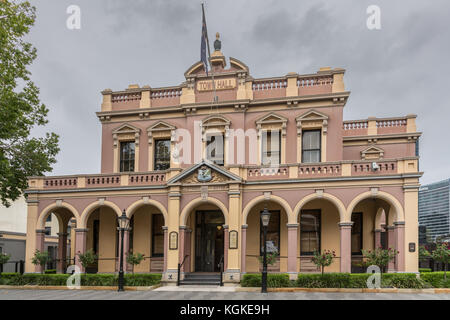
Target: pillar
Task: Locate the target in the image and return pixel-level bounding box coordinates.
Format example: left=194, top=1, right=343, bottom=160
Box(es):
left=74, top=228, right=87, bottom=273
left=224, top=226, right=229, bottom=271
left=178, top=227, right=186, bottom=273
left=117, top=229, right=130, bottom=273
left=241, top=225, right=247, bottom=274
left=35, top=229, right=46, bottom=273
left=386, top=226, right=396, bottom=272
left=57, top=232, right=68, bottom=273
left=339, top=222, right=353, bottom=273
left=162, top=226, right=168, bottom=272
left=287, top=224, right=299, bottom=280
left=394, top=221, right=405, bottom=272
left=165, top=188, right=180, bottom=282
left=25, top=199, right=39, bottom=273
left=185, top=228, right=192, bottom=273
left=374, top=229, right=382, bottom=249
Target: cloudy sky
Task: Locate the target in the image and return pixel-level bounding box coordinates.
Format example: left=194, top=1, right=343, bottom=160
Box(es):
left=26, top=0, right=449, bottom=185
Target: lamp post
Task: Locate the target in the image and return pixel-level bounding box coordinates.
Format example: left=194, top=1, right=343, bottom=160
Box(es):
left=117, top=209, right=130, bottom=292
left=260, top=207, right=271, bottom=293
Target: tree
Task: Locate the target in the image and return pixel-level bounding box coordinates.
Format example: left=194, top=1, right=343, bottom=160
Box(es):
left=0, top=0, right=59, bottom=207
left=0, top=252, right=11, bottom=277
left=419, top=245, right=431, bottom=262
left=311, top=249, right=335, bottom=275
left=431, top=242, right=450, bottom=280
left=126, top=252, right=145, bottom=274
left=77, top=249, right=97, bottom=275
left=31, top=249, right=49, bottom=274
left=362, top=247, right=397, bottom=274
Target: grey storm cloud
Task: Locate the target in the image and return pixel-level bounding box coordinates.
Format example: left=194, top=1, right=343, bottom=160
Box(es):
left=25, top=0, right=450, bottom=185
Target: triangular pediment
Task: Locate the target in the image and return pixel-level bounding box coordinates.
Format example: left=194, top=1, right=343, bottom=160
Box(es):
left=147, top=121, right=176, bottom=132
left=112, top=123, right=140, bottom=134
left=168, top=161, right=241, bottom=185
left=256, top=112, right=288, bottom=125
left=296, top=110, right=329, bottom=122
left=361, top=145, right=384, bottom=160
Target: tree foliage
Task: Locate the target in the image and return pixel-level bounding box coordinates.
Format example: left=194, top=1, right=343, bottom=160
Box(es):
left=0, top=0, right=59, bottom=206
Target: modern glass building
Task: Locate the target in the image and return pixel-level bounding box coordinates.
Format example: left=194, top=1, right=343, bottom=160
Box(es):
left=419, top=179, right=450, bottom=241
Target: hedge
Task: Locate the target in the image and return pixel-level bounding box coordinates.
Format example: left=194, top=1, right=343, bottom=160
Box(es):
left=241, top=274, right=292, bottom=288
left=420, top=272, right=450, bottom=288
left=0, top=273, right=161, bottom=286
left=419, top=268, right=432, bottom=273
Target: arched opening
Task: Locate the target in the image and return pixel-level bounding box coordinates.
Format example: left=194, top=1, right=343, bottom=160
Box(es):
left=245, top=200, right=290, bottom=273
left=84, top=206, right=119, bottom=273
left=127, top=203, right=167, bottom=273
left=349, top=197, right=399, bottom=272
left=37, top=205, right=79, bottom=274
left=183, top=202, right=227, bottom=273
left=296, top=198, right=342, bottom=273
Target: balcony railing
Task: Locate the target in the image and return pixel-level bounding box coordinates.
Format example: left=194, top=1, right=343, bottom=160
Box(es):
left=28, top=158, right=417, bottom=192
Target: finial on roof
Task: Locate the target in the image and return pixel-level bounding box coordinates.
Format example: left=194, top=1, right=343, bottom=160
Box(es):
left=214, top=32, right=221, bottom=51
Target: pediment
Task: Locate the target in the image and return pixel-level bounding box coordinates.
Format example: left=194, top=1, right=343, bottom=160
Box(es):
left=296, top=110, right=329, bottom=122
left=168, top=161, right=241, bottom=185
left=202, top=115, right=231, bottom=127
left=147, top=121, right=176, bottom=132
left=361, top=145, right=384, bottom=160
left=112, top=123, right=141, bottom=134
left=256, top=112, right=288, bottom=125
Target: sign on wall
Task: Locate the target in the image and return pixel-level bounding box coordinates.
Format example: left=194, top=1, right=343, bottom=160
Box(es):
left=169, top=231, right=178, bottom=250
left=197, top=78, right=236, bottom=92
left=229, top=230, right=238, bottom=249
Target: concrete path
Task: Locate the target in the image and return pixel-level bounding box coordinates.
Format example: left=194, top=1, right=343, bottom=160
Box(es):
left=0, top=289, right=449, bottom=300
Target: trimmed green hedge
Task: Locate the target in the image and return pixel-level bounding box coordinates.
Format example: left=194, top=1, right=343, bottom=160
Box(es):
left=0, top=273, right=161, bottom=286
left=241, top=274, right=292, bottom=288
left=241, top=273, right=425, bottom=288
left=420, top=272, right=450, bottom=288
left=419, top=268, right=432, bottom=273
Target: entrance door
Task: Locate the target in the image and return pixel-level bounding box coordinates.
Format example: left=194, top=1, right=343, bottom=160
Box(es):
left=195, top=211, right=224, bottom=272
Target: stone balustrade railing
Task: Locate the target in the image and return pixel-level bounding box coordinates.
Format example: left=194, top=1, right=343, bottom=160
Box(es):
left=27, top=158, right=417, bottom=192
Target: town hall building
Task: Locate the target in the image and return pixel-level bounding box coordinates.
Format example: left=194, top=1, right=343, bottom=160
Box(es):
left=24, top=36, right=422, bottom=283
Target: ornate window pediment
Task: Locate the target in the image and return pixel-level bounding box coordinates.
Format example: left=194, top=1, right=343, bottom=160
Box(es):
left=112, top=123, right=141, bottom=147
left=147, top=121, right=176, bottom=145
left=256, top=112, right=288, bottom=136
left=361, top=145, right=384, bottom=160
left=296, top=110, right=329, bottom=136
left=201, top=115, right=231, bottom=136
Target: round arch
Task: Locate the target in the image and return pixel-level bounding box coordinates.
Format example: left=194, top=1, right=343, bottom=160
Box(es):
left=242, top=195, right=294, bottom=225
left=374, top=207, right=386, bottom=229
left=37, top=202, right=81, bottom=230
left=80, top=200, right=122, bottom=228
left=126, top=199, right=169, bottom=226
left=180, top=197, right=229, bottom=227
left=346, top=191, right=405, bottom=223
left=293, top=192, right=347, bottom=223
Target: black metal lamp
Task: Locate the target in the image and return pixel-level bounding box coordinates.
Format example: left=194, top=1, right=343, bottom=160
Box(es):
left=261, top=206, right=271, bottom=293
left=117, top=209, right=130, bottom=292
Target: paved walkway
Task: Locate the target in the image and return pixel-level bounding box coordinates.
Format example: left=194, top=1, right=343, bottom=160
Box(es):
left=0, top=289, right=449, bottom=300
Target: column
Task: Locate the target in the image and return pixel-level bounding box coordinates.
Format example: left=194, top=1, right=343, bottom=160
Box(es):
left=374, top=229, right=382, bottom=249
left=165, top=188, right=180, bottom=282
left=184, top=228, right=192, bottom=273
left=35, top=230, right=46, bottom=273
left=339, top=222, right=353, bottom=273
left=57, top=233, right=68, bottom=273
left=394, top=222, right=405, bottom=272
left=386, top=226, right=396, bottom=272
left=287, top=224, right=299, bottom=280
left=241, top=225, right=247, bottom=274
left=178, top=227, right=186, bottom=273
left=25, top=199, right=39, bottom=273
left=74, top=228, right=87, bottom=273
left=162, top=226, right=168, bottom=272
left=118, top=230, right=130, bottom=273
left=223, top=226, right=229, bottom=271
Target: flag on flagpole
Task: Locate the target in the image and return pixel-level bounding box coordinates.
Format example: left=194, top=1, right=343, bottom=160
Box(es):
left=201, top=4, right=209, bottom=76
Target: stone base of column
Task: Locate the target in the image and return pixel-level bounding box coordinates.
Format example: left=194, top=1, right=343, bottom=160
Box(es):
left=162, top=269, right=178, bottom=284
left=287, top=272, right=298, bottom=281
left=224, top=269, right=241, bottom=283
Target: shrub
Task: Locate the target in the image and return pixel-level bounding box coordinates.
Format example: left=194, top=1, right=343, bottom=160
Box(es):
left=362, top=248, right=397, bottom=273
left=430, top=243, right=450, bottom=280
left=311, top=250, right=335, bottom=276
left=0, top=273, right=162, bottom=286
left=31, top=250, right=49, bottom=273
left=240, top=273, right=291, bottom=287
left=44, top=269, right=56, bottom=274
left=126, top=252, right=145, bottom=273
left=419, top=268, right=432, bottom=273
left=421, top=271, right=450, bottom=288
left=0, top=252, right=11, bottom=266
left=296, top=273, right=424, bottom=288
left=77, top=249, right=97, bottom=273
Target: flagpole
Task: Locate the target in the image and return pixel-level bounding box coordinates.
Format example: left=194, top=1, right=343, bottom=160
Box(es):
left=201, top=3, right=218, bottom=106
